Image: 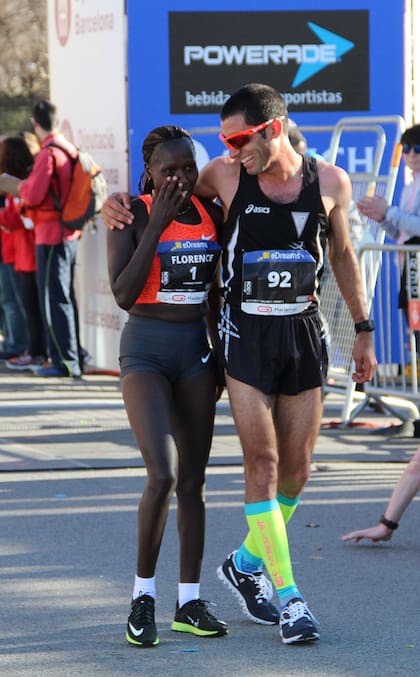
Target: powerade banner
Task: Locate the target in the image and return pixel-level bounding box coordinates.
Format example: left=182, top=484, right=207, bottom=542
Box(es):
left=169, top=11, right=369, bottom=114
left=127, top=0, right=405, bottom=191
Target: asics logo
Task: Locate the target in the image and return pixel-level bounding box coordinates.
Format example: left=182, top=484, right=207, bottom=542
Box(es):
left=128, top=623, right=144, bottom=637
left=187, top=616, right=200, bottom=627
left=201, top=351, right=212, bottom=364
left=245, top=204, right=271, bottom=214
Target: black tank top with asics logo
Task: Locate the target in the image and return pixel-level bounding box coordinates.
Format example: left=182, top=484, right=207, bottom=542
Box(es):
left=220, top=156, right=329, bottom=314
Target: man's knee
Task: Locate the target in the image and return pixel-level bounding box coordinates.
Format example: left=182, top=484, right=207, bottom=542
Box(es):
left=245, top=454, right=278, bottom=491
left=278, top=463, right=311, bottom=497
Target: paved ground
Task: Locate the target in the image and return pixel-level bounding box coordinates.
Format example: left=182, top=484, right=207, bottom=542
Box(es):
left=0, top=365, right=419, bottom=676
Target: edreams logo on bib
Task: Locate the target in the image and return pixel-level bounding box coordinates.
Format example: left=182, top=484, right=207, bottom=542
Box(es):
left=245, top=205, right=271, bottom=214
left=169, top=10, right=369, bottom=114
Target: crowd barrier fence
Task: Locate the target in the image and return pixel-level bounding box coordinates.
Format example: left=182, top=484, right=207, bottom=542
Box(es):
left=336, top=243, right=420, bottom=424
left=319, top=116, right=407, bottom=423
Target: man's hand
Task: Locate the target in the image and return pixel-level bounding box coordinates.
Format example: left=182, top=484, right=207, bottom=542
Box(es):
left=101, top=192, right=133, bottom=230
left=352, top=333, right=377, bottom=383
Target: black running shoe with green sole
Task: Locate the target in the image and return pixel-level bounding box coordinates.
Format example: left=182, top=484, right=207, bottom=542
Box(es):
left=126, top=594, right=159, bottom=647
left=171, top=599, right=228, bottom=637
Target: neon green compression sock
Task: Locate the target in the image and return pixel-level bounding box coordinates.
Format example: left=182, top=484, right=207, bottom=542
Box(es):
left=239, top=492, right=300, bottom=563
left=245, top=499, right=296, bottom=591
left=277, top=492, right=300, bottom=523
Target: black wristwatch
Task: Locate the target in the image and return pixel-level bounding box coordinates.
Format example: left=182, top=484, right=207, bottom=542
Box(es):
left=380, top=515, right=399, bottom=530
left=354, top=319, right=375, bottom=334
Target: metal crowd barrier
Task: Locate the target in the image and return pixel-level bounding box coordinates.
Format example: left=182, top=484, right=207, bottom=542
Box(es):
left=332, top=243, right=420, bottom=424
left=320, top=116, right=406, bottom=422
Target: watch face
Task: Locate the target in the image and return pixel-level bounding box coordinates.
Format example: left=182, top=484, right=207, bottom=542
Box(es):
left=355, top=320, right=375, bottom=333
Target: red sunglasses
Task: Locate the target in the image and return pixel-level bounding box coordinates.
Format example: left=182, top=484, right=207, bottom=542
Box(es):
left=219, top=119, right=274, bottom=150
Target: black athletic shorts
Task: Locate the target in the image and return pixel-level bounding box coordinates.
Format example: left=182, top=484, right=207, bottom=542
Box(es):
left=120, top=314, right=214, bottom=381
left=217, top=303, right=328, bottom=395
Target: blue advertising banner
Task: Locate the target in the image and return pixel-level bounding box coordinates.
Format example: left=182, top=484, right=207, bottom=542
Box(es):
left=126, top=0, right=405, bottom=191
left=169, top=10, right=370, bottom=114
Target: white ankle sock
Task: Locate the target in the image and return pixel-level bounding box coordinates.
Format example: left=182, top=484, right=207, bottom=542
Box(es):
left=178, top=583, right=200, bottom=608
left=133, top=575, right=156, bottom=601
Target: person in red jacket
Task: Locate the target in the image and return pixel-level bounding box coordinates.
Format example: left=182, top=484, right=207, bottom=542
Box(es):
left=0, top=136, right=47, bottom=370
left=0, top=136, right=29, bottom=361
left=0, top=100, right=83, bottom=377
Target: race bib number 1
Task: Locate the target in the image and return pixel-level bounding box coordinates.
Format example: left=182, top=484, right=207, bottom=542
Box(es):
left=157, top=239, right=221, bottom=304
left=242, top=249, right=316, bottom=315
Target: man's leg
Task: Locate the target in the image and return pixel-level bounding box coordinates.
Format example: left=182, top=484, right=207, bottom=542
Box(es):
left=36, top=242, right=81, bottom=376
left=217, top=375, right=281, bottom=624
left=220, top=377, right=321, bottom=642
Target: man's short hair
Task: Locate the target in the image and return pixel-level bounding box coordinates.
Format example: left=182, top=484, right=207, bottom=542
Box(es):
left=221, top=83, right=288, bottom=131
left=33, top=100, right=57, bottom=132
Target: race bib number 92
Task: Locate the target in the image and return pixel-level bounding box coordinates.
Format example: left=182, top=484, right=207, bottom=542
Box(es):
left=242, top=249, right=316, bottom=315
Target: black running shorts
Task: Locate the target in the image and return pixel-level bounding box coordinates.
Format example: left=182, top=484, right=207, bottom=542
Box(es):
left=120, top=314, right=214, bottom=381
left=217, top=304, right=328, bottom=395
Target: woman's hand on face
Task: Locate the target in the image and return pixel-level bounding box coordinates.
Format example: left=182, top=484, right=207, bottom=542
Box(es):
left=149, top=176, right=188, bottom=230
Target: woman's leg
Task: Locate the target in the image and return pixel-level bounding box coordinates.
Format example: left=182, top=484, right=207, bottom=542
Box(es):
left=122, top=370, right=178, bottom=577
left=172, top=369, right=216, bottom=583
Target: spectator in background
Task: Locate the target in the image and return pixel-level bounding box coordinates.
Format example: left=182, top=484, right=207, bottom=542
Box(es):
left=0, top=136, right=47, bottom=370
left=288, top=121, right=324, bottom=161
left=0, top=135, right=28, bottom=360
left=0, top=100, right=83, bottom=377
left=288, top=124, right=311, bottom=157
left=0, top=225, right=28, bottom=360
left=357, top=123, right=420, bottom=290
left=358, top=124, right=420, bottom=434
left=341, top=447, right=420, bottom=543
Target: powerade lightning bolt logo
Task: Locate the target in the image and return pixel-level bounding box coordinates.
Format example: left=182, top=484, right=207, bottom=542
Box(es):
left=184, top=22, right=354, bottom=89
left=293, top=22, right=354, bottom=87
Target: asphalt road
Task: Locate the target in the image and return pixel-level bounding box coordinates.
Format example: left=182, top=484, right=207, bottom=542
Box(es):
left=0, top=368, right=419, bottom=676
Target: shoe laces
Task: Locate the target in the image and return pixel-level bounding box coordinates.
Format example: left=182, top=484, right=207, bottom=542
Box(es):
left=282, top=599, right=311, bottom=622
left=193, top=599, right=218, bottom=620
left=131, top=596, right=154, bottom=625
left=251, top=572, right=273, bottom=601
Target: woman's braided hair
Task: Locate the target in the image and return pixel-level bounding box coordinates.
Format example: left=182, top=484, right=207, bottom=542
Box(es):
left=140, top=125, right=194, bottom=194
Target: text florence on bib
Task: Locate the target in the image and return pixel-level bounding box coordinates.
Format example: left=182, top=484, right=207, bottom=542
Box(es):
left=241, top=249, right=316, bottom=316
left=157, top=239, right=221, bottom=304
